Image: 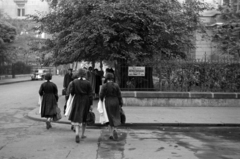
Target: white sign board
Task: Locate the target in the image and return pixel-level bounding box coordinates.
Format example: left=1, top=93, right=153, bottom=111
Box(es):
left=128, top=66, right=145, bottom=76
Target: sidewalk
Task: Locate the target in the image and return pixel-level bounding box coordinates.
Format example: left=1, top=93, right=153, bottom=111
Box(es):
left=0, top=76, right=31, bottom=85
left=1, top=77, right=240, bottom=127
left=28, top=96, right=240, bottom=128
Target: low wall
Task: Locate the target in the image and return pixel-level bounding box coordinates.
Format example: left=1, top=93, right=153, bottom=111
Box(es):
left=122, top=92, right=240, bottom=107
left=0, top=74, right=31, bottom=80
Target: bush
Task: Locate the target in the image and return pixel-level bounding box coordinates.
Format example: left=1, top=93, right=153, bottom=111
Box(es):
left=157, top=60, right=240, bottom=92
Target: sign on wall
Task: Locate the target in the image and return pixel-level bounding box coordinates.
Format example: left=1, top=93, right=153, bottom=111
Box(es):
left=128, top=66, right=145, bottom=76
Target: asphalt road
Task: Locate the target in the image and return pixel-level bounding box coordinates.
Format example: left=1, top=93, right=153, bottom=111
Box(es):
left=0, top=76, right=240, bottom=159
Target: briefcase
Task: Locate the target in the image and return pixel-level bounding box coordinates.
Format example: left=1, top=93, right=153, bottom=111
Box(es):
left=62, top=88, right=66, bottom=95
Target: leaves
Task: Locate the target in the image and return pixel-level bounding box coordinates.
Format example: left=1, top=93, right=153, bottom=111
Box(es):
left=31, top=0, right=209, bottom=65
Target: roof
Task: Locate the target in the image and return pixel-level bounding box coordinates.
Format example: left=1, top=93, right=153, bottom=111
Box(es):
left=200, top=10, right=221, bottom=17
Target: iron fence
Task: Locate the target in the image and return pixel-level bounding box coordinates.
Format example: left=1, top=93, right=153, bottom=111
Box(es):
left=119, top=59, right=240, bottom=92
left=0, top=62, right=32, bottom=78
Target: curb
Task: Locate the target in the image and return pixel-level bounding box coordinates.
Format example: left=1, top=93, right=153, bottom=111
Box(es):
left=0, top=80, right=31, bottom=85
left=26, top=114, right=240, bottom=129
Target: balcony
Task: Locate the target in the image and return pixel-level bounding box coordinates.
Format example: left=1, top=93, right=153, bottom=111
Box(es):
left=13, top=0, right=28, bottom=5
left=13, top=0, right=28, bottom=2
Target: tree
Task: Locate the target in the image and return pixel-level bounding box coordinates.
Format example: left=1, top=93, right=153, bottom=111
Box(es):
left=0, top=17, right=42, bottom=65
left=211, top=2, right=240, bottom=59
left=32, top=0, right=210, bottom=86
left=0, top=18, right=17, bottom=64
left=32, top=0, right=209, bottom=63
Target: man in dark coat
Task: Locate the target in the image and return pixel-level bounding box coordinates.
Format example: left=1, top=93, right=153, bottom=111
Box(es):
left=63, top=68, right=73, bottom=90
left=63, top=68, right=73, bottom=113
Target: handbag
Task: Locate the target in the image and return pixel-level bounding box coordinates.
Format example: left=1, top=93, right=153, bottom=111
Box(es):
left=119, top=107, right=126, bottom=124
left=53, top=106, right=62, bottom=121
left=86, top=110, right=95, bottom=125
left=38, top=95, right=42, bottom=114
left=97, top=99, right=109, bottom=124
left=62, top=88, right=66, bottom=95
left=65, top=94, right=74, bottom=116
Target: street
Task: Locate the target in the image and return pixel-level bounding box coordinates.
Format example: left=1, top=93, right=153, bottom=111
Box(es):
left=0, top=76, right=240, bottom=159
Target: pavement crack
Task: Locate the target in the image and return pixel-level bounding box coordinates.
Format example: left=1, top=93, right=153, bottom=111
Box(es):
left=0, top=144, right=7, bottom=151
left=66, top=150, right=71, bottom=158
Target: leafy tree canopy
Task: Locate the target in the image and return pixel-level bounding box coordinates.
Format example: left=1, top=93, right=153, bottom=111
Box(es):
left=32, top=0, right=210, bottom=65
left=211, top=2, right=240, bottom=59
left=0, top=20, right=17, bottom=43
left=0, top=11, right=17, bottom=63
left=0, top=10, right=39, bottom=64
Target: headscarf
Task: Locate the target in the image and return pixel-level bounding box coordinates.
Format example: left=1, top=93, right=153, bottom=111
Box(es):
left=105, top=73, right=114, bottom=81
left=78, top=68, right=87, bottom=79
left=44, top=73, right=52, bottom=81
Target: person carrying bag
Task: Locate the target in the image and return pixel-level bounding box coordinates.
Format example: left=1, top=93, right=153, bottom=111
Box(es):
left=38, top=73, right=59, bottom=129
left=99, top=73, right=123, bottom=140
left=97, top=98, right=109, bottom=124
left=67, top=68, right=93, bottom=143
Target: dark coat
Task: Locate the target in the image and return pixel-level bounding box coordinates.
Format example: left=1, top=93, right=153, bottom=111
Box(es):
left=95, top=73, right=102, bottom=94
left=99, top=81, right=123, bottom=127
left=39, top=81, right=58, bottom=118
left=87, top=71, right=96, bottom=93
left=63, top=73, right=73, bottom=88
left=68, top=79, right=93, bottom=123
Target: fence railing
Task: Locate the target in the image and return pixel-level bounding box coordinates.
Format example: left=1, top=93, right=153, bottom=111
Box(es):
left=119, top=59, right=240, bottom=92
left=0, top=62, right=32, bottom=78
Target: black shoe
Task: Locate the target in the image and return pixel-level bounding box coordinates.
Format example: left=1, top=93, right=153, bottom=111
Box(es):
left=49, top=123, right=52, bottom=129
left=75, top=135, right=80, bottom=143
left=46, top=121, right=50, bottom=129
left=81, top=135, right=87, bottom=139
left=113, top=130, right=118, bottom=140
left=71, top=125, right=75, bottom=132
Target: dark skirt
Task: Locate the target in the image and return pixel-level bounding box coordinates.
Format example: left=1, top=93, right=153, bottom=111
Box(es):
left=41, top=94, right=57, bottom=118
left=105, top=96, right=121, bottom=127
left=68, top=94, right=90, bottom=123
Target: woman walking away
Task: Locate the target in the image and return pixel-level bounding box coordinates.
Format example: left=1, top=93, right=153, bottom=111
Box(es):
left=99, top=73, right=123, bottom=140
left=39, top=73, right=58, bottom=129
left=68, top=68, right=93, bottom=143
left=65, top=73, right=78, bottom=132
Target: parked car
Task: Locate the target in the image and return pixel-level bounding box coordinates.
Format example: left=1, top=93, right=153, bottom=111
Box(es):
left=31, top=69, right=47, bottom=80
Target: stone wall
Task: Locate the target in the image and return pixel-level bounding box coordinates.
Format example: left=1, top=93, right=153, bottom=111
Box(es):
left=122, top=91, right=240, bottom=107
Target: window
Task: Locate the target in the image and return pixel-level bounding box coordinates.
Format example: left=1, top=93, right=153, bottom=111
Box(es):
left=17, top=8, right=25, bottom=17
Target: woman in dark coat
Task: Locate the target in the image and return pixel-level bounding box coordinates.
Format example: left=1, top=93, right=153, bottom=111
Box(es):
left=39, top=73, right=58, bottom=129
left=68, top=68, right=93, bottom=143
left=99, top=73, right=123, bottom=140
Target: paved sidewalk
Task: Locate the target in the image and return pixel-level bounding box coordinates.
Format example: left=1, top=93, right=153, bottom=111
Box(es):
left=28, top=96, right=240, bottom=128
left=0, top=76, right=31, bottom=85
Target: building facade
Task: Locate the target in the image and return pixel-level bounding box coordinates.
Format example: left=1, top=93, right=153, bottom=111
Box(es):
left=0, top=0, right=49, bottom=19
